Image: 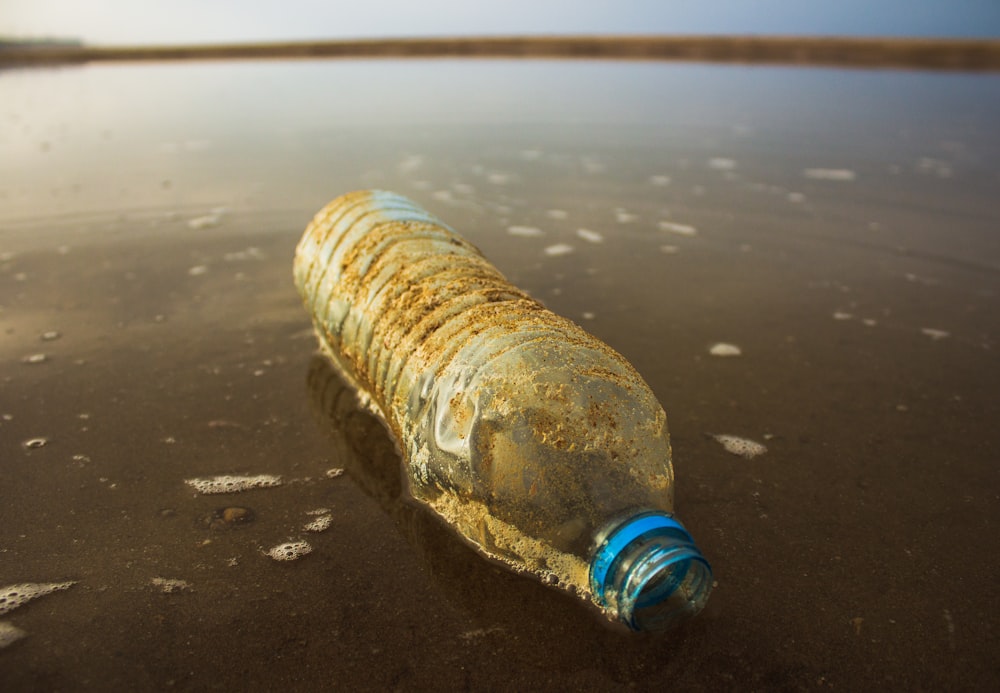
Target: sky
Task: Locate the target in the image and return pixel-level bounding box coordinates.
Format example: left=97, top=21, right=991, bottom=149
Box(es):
left=2, top=0, right=999, bottom=45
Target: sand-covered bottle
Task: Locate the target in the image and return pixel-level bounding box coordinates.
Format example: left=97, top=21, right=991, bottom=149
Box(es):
left=294, top=190, right=712, bottom=631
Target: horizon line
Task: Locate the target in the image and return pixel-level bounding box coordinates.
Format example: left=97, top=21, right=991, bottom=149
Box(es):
left=3, top=34, right=999, bottom=71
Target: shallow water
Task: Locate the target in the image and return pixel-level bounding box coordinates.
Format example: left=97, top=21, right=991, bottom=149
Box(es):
left=1, top=59, right=999, bottom=690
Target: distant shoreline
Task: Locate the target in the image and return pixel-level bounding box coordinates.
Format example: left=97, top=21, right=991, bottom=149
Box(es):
left=2, top=35, right=999, bottom=71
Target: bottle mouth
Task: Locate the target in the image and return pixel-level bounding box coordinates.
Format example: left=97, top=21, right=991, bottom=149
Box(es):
left=590, top=512, right=713, bottom=632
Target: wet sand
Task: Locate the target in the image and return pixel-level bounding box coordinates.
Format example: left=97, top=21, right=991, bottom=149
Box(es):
left=1, top=60, right=998, bottom=690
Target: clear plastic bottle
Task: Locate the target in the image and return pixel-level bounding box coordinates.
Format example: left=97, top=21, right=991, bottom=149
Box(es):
left=294, top=190, right=712, bottom=631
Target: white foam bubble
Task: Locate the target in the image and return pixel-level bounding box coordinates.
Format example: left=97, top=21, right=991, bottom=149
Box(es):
left=303, top=515, right=332, bottom=533
left=614, top=209, right=637, bottom=224
left=544, top=244, right=574, bottom=257
left=658, top=220, right=698, bottom=236
left=803, top=168, right=856, bottom=181
left=708, top=157, right=737, bottom=170
left=459, top=626, right=504, bottom=641
left=0, top=621, right=27, bottom=649
left=187, top=213, right=223, bottom=229
left=507, top=225, right=542, bottom=237
left=660, top=245, right=679, bottom=254
left=266, top=541, right=313, bottom=561
left=921, top=328, right=950, bottom=341
left=713, top=435, right=767, bottom=459
left=150, top=577, right=192, bottom=593
left=916, top=157, right=953, bottom=178
left=545, top=209, right=568, bottom=220
left=0, top=582, right=76, bottom=616
left=325, top=468, right=345, bottom=479
left=223, top=247, right=265, bottom=262
left=709, top=343, right=742, bottom=357
left=649, top=174, right=671, bottom=186
left=396, top=154, right=424, bottom=173
left=187, top=265, right=208, bottom=276
left=184, top=474, right=282, bottom=494
left=575, top=228, right=604, bottom=243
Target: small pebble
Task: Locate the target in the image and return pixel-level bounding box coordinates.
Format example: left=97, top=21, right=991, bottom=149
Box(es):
left=201, top=506, right=256, bottom=530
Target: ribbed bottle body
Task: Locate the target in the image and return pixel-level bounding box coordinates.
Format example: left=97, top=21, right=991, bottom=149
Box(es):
left=295, top=190, right=689, bottom=620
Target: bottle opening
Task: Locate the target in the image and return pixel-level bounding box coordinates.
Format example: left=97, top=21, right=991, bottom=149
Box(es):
left=590, top=512, right=712, bottom=631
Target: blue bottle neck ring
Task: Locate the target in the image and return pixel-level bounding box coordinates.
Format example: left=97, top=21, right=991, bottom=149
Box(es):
left=589, top=511, right=713, bottom=631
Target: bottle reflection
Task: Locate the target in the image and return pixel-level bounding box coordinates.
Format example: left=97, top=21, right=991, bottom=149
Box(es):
left=305, top=354, right=700, bottom=675
left=306, top=353, right=587, bottom=626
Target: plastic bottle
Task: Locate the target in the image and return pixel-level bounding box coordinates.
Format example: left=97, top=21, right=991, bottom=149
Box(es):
left=294, top=190, right=712, bottom=631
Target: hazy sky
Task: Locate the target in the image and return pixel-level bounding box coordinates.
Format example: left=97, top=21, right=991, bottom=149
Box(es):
left=2, top=0, right=999, bottom=45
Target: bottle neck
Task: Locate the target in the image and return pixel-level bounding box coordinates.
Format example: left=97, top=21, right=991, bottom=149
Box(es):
left=589, top=511, right=713, bottom=631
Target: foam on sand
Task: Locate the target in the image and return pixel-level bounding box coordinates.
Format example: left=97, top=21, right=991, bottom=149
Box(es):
left=0, top=581, right=76, bottom=616
left=185, top=474, right=282, bottom=494
left=713, top=435, right=767, bottom=459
